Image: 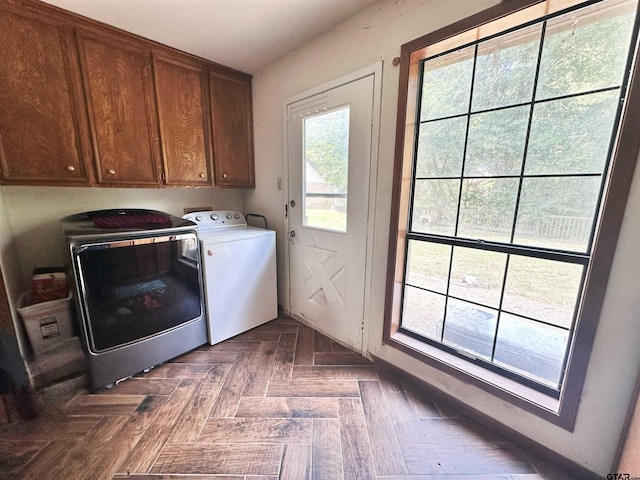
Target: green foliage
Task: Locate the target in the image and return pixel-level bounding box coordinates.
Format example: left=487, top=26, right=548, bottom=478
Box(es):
left=304, top=108, right=349, bottom=191
left=413, top=3, right=636, bottom=251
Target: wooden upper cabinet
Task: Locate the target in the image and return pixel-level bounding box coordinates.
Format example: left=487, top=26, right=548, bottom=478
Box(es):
left=77, top=33, right=162, bottom=186
left=209, top=71, right=255, bottom=187
left=153, top=54, right=212, bottom=186
left=0, top=0, right=255, bottom=189
left=0, top=10, right=92, bottom=185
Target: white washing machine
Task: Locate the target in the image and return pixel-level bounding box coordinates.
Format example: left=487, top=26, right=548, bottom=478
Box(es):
left=183, top=210, right=278, bottom=345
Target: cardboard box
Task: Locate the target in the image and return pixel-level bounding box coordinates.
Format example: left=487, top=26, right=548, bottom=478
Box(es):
left=31, top=267, right=68, bottom=304
left=18, top=291, right=74, bottom=355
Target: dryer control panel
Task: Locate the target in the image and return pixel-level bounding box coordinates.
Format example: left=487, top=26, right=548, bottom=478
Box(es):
left=183, top=211, right=247, bottom=231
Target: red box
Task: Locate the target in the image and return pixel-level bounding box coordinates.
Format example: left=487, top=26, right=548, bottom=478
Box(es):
left=31, top=268, right=68, bottom=304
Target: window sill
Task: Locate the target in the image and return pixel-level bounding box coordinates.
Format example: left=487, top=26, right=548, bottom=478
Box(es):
left=386, top=330, right=566, bottom=426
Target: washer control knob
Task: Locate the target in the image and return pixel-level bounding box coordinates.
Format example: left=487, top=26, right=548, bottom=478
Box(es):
left=195, top=215, right=203, bottom=221
left=226, top=213, right=232, bottom=219
left=234, top=213, right=240, bottom=219
left=210, top=213, right=219, bottom=221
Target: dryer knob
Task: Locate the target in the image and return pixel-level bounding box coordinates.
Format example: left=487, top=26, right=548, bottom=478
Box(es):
left=234, top=213, right=240, bottom=219
left=226, top=213, right=232, bottom=219
left=207, top=249, right=215, bottom=256
left=195, top=215, right=203, bottom=221
left=210, top=213, right=219, bottom=221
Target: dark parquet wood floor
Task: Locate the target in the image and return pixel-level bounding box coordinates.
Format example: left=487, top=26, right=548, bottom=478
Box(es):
left=0, top=317, right=580, bottom=479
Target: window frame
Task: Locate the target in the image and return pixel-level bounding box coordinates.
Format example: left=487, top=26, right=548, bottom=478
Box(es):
left=384, top=0, right=640, bottom=430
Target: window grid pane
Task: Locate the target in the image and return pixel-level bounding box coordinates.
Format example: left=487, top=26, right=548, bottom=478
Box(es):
left=402, top=0, right=637, bottom=394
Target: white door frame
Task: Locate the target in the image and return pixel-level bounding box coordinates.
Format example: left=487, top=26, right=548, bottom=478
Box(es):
left=282, top=61, right=382, bottom=355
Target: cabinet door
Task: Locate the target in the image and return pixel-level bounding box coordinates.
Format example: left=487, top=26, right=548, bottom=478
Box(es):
left=153, top=55, right=212, bottom=186
left=78, top=33, right=161, bottom=185
left=209, top=71, right=255, bottom=187
left=0, top=10, right=91, bottom=184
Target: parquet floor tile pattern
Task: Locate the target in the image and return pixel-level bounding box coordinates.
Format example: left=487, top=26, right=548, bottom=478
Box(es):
left=0, top=317, right=580, bottom=479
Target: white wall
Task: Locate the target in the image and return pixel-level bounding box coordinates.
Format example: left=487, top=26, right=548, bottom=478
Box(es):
left=246, top=0, right=640, bottom=475
left=0, top=185, right=243, bottom=351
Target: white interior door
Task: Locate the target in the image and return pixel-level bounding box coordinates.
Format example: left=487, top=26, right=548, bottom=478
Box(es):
left=286, top=74, right=374, bottom=352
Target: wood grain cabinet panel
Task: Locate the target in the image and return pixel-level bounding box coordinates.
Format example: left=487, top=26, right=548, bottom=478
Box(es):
left=209, top=71, right=255, bottom=187
left=0, top=1, right=255, bottom=189
left=153, top=55, right=212, bottom=186
left=0, top=10, right=91, bottom=184
left=78, top=33, right=161, bottom=186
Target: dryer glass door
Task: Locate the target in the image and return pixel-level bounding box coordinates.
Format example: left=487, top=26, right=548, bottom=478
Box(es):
left=74, top=233, right=203, bottom=352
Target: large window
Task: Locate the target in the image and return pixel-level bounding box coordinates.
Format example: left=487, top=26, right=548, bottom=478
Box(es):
left=386, top=0, right=640, bottom=425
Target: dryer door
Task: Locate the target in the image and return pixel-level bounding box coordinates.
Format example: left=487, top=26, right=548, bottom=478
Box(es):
left=73, top=233, right=203, bottom=352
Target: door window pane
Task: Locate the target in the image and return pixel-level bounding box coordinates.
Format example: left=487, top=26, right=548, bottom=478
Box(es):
left=303, top=107, right=349, bottom=232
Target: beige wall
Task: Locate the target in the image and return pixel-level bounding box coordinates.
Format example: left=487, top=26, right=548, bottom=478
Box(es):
left=0, top=188, right=23, bottom=346
left=617, top=373, right=640, bottom=475
left=0, top=185, right=243, bottom=351
left=246, top=0, right=640, bottom=476
left=1, top=0, right=639, bottom=474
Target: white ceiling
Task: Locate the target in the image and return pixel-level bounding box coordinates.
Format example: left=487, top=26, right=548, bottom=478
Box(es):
left=40, top=0, right=380, bottom=74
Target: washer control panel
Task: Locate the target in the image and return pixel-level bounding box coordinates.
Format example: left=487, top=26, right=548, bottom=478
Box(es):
left=183, top=211, right=247, bottom=230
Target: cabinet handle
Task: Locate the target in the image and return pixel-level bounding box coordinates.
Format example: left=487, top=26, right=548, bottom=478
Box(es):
left=108, top=169, right=116, bottom=175
left=67, top=165, right=75, bottom=172
left=199, top=173, right=206, bottom=178
left=222, top=173, right=228, bottom=179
